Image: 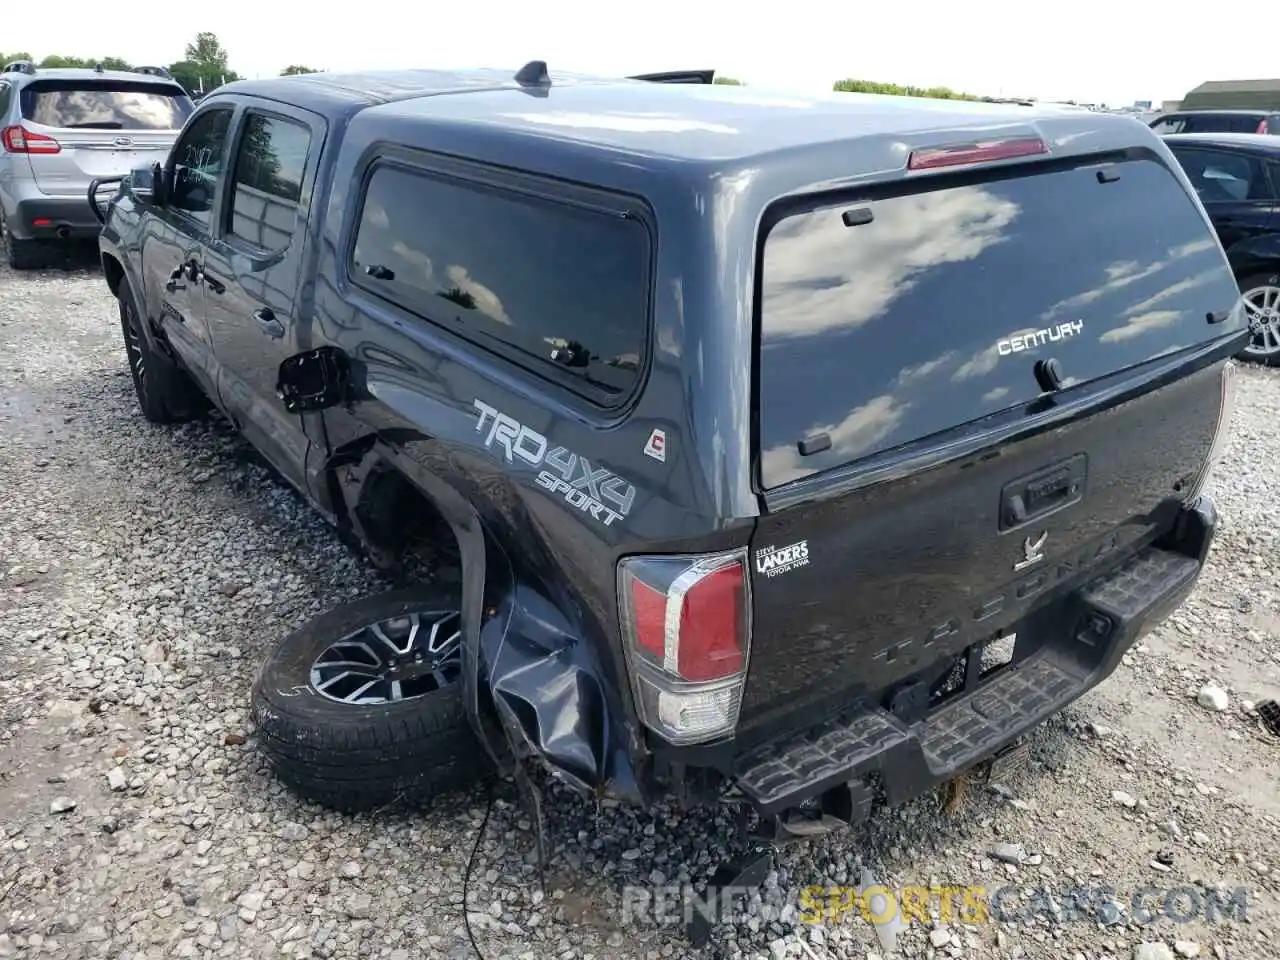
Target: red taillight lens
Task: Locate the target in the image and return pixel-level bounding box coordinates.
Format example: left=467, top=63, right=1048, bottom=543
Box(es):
left=630, top=577, right=670, bottom=663
left=1, top=125, right=61, bottom=154
left=618, top=550, right=752, bottom=744
left=676, top=563, right=745, bottom=681
left=624, top=554, right=747, bottom=682
left=908, top=136, right=1047, bottom=171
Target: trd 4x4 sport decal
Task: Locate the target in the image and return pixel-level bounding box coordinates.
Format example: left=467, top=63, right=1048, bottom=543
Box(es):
left=473, top=400, right=636, bottom=527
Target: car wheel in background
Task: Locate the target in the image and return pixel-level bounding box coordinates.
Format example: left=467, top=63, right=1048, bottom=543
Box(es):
left=1238, top=271, right=1280, bottom=366
left=250, top=586, right=492, bottom=813
left=0, top=209, right=43, bottom=271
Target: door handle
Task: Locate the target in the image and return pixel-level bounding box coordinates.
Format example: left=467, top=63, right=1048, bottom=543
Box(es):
left=202, top=269, right=226, bottom=295
left=254, top=307, right=285, bottom=339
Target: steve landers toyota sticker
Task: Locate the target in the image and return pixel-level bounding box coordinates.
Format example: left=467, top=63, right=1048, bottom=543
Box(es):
left=755, top=540, right=809, bottom=578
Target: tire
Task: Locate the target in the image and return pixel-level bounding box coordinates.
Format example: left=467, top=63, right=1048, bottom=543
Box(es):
left=251, top=585, right=491, bottom=813
left=117, top=277, right=207, bottom=423
left=0, top=209, right=43, bottom=270
left=1237, top=271, right=1280, bottom=367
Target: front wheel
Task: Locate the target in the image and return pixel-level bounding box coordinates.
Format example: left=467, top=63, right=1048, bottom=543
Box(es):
left=250, top=586, right=491, bottom=813
left=117, top=278, right=206, bottom=422
left=1238, top=271, right=1280, bottom=366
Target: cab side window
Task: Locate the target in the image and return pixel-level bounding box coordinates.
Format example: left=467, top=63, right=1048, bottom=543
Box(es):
left=169, top=107, right=232, bottom=226
left=227, top=111, right=312, bottom=252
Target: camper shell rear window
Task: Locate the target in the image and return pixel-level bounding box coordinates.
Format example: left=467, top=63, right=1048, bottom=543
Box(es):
left=756, top=154, right=1243, bottom=490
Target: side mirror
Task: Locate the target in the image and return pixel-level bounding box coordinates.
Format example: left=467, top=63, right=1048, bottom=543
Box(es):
left=130, top=161, right=167, bottom=207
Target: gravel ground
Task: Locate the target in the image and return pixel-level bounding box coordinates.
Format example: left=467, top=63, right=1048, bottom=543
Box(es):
left=2, top=252, right=1279, bottom=960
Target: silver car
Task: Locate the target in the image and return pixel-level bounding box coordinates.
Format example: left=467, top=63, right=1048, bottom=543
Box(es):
left=0, top=60, right=193, bottom=269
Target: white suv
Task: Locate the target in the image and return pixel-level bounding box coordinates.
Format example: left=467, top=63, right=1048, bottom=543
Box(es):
left=0, top=60, right=193, bottom=269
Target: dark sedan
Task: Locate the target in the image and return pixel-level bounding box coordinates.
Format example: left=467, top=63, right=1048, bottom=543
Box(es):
left=1164, top=133, right=1280, bottom=364
left=1152, top=109, right=1279, bottom=135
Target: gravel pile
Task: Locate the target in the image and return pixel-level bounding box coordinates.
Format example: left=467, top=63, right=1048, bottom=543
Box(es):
left=2, top=255, right=1279, bottom=960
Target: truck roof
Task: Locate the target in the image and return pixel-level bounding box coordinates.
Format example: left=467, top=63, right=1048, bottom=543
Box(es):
left=221, top=68, right=1152, bottom=166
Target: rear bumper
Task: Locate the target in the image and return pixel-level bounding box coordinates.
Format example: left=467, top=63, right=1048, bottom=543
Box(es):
left=10, top=195, right=100, bottom=240
left=727, top=495, right=1216, bottom=831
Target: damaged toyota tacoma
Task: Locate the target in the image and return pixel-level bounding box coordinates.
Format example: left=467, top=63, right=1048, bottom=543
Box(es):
left=95, top=63, right=1244, bottom=871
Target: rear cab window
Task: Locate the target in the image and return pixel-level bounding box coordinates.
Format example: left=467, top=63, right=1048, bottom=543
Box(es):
left=349, top=163, right=652, bottom=405
left=20, top=79, right=192, bottom=130
left=756, top=154, right=1243, bottom=489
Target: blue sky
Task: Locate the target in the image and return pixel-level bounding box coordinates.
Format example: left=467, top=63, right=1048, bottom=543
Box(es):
left=8, top=0, right=1266, bottom=106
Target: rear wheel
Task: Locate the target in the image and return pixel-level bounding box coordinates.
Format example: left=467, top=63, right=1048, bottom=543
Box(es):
left=0, top=209, right=43, bottom=271
left=250, top=586, right=491, bottom=813
left=1238, top=271, right=1280, bottom=366
left=116, top=278, right=206, bottom=423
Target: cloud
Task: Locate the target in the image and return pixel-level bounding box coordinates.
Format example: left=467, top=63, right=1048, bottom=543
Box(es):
left=364, top=201, right=389, bottom=229
left=952, top=328, right=1038, bottom=382
left=444, top=265, right=511, bottom=325
left=983, top=386, right=1010, bottom=403
left=1041, top=237, right=1219, bottom=324
left=761, top=394, right=908, bottom=486
left=390, top=241, right=433, bottom=285
left=896, top=351, right=958, bottom=386
left=1122, top=269, right=1218, bottom=317
left=763, top=186, right=1020, bottom=340
left=1100, top=310, right=1183, bottom=343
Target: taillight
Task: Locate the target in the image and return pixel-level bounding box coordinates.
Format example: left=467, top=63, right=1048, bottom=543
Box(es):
left=1, top=125, right=61, bottom=154
left=618, top=549, right=751, bottom=745
left=1186, top=359, right=1237, bottom=503
left=908, top=136, right=1047, bottom=171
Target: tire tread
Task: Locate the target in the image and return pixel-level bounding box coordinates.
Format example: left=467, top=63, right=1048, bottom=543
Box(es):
left=250, top=586, right=490, bottom=813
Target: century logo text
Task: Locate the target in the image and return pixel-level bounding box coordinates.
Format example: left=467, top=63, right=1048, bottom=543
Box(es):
left=997, top=321, right=1084, bottom=356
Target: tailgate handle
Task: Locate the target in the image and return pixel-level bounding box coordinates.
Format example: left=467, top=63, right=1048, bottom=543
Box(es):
left=999, top=454, right=1087, bottom=531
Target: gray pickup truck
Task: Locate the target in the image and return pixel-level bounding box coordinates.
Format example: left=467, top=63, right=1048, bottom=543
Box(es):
left=94, top=62, right=1245, bottom=941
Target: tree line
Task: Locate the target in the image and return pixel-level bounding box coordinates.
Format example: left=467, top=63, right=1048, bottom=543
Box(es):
left=833, top=78, right=980, bottom=100
left=1, top=32, right=320, bottom=95
left=3, top=40, right=1003, bottom=104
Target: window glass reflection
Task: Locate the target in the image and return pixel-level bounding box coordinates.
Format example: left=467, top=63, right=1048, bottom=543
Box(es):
left=351, top=166, right=650, bottom=400
left=229, top=113, right=311, bottom=251
left=758, top=158, right=1243, bottom=488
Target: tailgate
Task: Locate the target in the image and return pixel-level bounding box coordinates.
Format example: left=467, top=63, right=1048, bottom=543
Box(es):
left=743, top=149, right=1243, bottom=728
